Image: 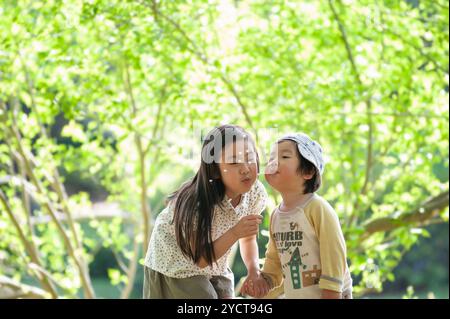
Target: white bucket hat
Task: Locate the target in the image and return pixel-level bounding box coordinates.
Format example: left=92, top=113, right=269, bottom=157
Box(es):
left=277, top=133, right=325, bottom=176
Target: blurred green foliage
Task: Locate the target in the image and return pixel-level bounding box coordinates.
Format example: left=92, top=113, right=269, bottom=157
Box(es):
left=0, top=0, right=448, bottom=298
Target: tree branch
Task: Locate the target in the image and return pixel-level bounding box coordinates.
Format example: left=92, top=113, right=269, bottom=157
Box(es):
left=0, top=188, right=59, bottom=298
left=3, top=117, right=95, bottom=298
left=328, top=0, right=363, bottom=86
left=329, top=0, right=374, bottom=226
left=112, top=250, right=129, bottom=274
left=15, top=60, right=95, bottom=298
left=121, top=60, right=151, bottom=253
left=120, top=234, right=140, bottom=299
left=382, top=28, right=447, bottom=74
left=138, top=0, right=258, bottom=138
left=0, top=275, right=48, bottom=299
left=361, top=190, right=449, bottom=240
left=143, top=82, right=166, bottom=156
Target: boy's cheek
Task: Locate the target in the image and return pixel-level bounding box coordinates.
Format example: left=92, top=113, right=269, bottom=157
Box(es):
left=278, top=169, right=296, bottom=181
left=281, top=164, right=298, bottom=176
left=277, top=165, right=287, bottom=175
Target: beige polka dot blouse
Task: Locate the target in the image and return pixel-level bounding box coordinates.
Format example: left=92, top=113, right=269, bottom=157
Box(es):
left=144, top=180, right=268, bottom=279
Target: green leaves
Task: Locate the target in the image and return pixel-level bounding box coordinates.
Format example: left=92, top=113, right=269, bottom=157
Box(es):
left=0, top=0, right=447, bottom=298
left=107, top=268, right=128, bottom=286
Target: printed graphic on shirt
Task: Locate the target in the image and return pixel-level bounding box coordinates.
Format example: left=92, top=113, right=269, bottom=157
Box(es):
left=273, top=229, right=322, bottom=289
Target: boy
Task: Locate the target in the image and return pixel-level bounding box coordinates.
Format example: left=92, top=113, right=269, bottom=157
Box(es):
left=242, top=133, right=352, bottom=299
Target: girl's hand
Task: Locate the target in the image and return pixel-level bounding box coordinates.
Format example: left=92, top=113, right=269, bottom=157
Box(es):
left=231, top=215, right=263, bottom=240
left=240, top=271, right=270, bottom=298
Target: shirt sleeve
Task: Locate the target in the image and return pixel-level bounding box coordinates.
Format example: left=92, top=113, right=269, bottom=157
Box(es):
left=261, top=212, right=283, bottom=290
left=248, top=180, right=268, bottom=215
left=305, top=198, right=348, bottom=293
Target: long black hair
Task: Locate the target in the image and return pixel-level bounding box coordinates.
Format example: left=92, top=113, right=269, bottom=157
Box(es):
left=169, top=124, right=259, bottom=266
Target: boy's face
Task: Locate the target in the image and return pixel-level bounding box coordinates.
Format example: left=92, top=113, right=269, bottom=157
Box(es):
left=219, top=139, right=258, bottom=198
left=264, top=140, right=312, bottom=193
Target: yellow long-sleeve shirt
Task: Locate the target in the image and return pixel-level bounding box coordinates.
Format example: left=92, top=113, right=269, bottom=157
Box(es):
left=262, top=193, right=352, bottom=297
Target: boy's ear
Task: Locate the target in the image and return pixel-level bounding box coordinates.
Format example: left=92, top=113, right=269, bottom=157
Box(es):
left=301, top=166, right=318, bottom=181
left=301, top=169, right=315, bottom=180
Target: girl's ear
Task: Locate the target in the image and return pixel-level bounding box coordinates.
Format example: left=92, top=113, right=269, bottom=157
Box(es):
left=210, top=168, right=222, bottom=180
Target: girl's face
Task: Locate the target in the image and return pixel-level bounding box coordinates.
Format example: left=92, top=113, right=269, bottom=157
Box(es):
left=264, top=141, right=312, bottom=193
left=219, top=139, right=258, bottom=199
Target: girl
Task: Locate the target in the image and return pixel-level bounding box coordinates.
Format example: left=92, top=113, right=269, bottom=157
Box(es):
left=143, top=125, right=268, bottom=299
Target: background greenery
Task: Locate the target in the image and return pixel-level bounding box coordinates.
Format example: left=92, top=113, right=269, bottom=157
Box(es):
left=0, top=0, right=448, bottom=299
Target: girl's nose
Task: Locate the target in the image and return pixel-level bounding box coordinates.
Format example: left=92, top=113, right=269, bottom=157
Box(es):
left=240, top=163, right=250, bottom=175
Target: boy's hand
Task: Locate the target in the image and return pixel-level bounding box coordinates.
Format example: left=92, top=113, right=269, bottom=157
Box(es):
left=321, top=289, right=342, bottom=299
left=240, top=270, right=270, bottom=298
